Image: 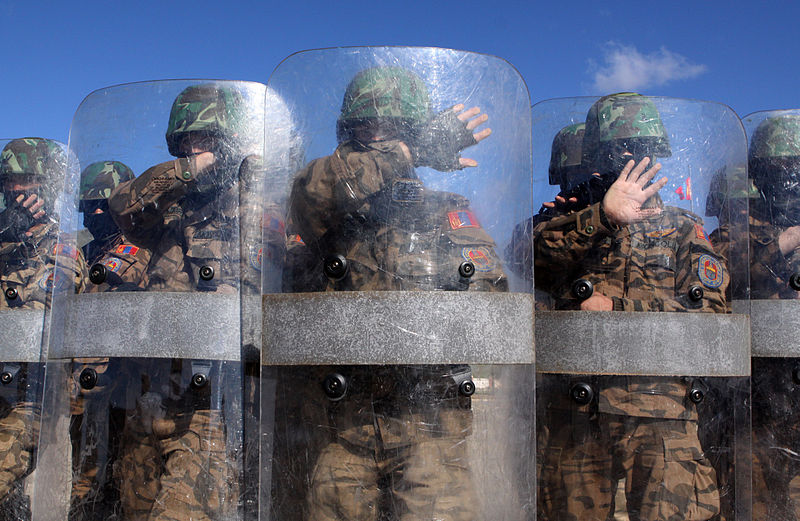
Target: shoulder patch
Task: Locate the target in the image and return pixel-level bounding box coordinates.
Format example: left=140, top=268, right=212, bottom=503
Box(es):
left=115, top=244, right=140, bottom=256
left=103, top=257, right=124, bottom=273
left=53, top=244, right=79, bottom=260
left=249, top=245, right=263, bottom=272
left=461, top=246, right=497, bottom=272
left=698, top=254, right=724, bottom=288
left=448, top=210, right=480, bottom=230
left=39, top=267, right=73, bottom=292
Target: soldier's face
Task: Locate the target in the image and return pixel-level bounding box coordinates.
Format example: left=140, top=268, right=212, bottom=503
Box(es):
left=3, top=175, right=40, bottom=193
left=177, top=132, right=216, bottom=157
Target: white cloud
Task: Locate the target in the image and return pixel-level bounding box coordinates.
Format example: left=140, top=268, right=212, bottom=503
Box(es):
left=590, top=43, right=707, bottom=93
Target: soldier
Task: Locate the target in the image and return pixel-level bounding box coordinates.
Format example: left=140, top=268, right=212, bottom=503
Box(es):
left=0, top=138, right=85, bottom=519
left=745, top=114, right=800, bottom=520
left=535, top=93, right=726, bottom=521
left=285, top=66, right=503, bottom=521
left=69, top=160, right=152, bottom=519
left=107, top=84, right=261, bottom=521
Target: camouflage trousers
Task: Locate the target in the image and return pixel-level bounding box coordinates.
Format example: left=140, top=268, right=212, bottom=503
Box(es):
left=539, top=413, right=719, bottom=521
left=306, top=407, right=476, bottom=521
left=0, top=402, right=38, bottom=501
left=752, top=429, right=800, bottom=521
left=116, top=407, right=238, bottom=521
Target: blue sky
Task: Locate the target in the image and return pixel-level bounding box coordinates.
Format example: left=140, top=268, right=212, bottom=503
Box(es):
left=1, top=0, right=797, bottom=143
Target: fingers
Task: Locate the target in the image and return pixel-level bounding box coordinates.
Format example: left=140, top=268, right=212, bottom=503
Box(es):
left=472, top=127, right=492, bottom=143
left=642, top=176, right=668, bottom=199
left=617, top=160, right=636, bottom=182
left=627, top=157, right=652, bottom=184
left=459, top=157, right=478, bottom=168
left=543, top=201, right=555, bottom=208
left=456, top=105, right=480, bottom=122
left=635, top=162, right=662, bottom=187
left=465, top=113, right=488, bottom=131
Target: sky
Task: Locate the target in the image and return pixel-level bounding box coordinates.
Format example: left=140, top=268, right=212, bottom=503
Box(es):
left=1, top=0, right=798, bottom=144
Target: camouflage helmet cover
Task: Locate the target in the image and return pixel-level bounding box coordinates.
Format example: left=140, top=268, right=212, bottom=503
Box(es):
left=0, top=137, right=66, bottom=180
left=165, top=84, right=243, bottom=157
left=79, top=161, right=135, bottom=201
left=548, top=123, right=585, bottom=185
left=749, top=114, right=800, bottom=160
left=705, top=165, right=759, bottom=217
left=338, top=67, right=431, bottom=127
left=582, top=92, right=672, bottom=169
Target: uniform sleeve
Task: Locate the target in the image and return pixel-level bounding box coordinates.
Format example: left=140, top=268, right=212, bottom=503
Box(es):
left=108, top=157, right=195, bottom=246
left=533, top=202, right=617, bottom=293
left=750, top=223, right=795, bottom=292
left=612, top=219, right=728, bottom=313
left=288, top=140, right=414, bottom=249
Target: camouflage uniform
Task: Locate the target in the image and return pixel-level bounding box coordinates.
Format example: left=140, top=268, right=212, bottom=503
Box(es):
left=107, top=85, right=260, bottom=521
left=0, top=139, right=86, bottom=518
left=535, top=94, right=725, bottom=521
left=286, top=67, right=504, bottom=521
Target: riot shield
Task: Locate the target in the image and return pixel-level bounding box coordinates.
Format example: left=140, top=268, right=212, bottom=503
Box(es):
left=531, top=95, right=750, bottom=521
left=0, top=137, right=72, bottom=521
left=260, top=47, right=535, bottom=520
left=33, top=80, right=267, bottom=521
left=742, top=108, right=800, bottom=520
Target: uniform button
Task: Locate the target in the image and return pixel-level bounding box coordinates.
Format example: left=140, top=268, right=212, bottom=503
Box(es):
left=688, top=285, right=704, bottom=302
left=322, top=373, right=347, bottom=401
left=571, top=279, right=593, bottom=300
left=79, top=368, right=98, bottom=390
left=182, top=171, right=192, bottom=180
left=689, top=387, right=704, bottom=403
left=570, top=382, right=594, bottom=405
left=89, top=263, right=107, bottom=284
left=199, top=265, right=215, bottom=281
left=323, top=255, right=348, bottom=281
left=584, top=225, right=595, bottom=234
left=790, top=273, right=800, bottom=291
left=0, top=372, right=12, bottom=384
left=4, top=288, right=17, bottom=300
left=458, top=261, right=475, bottom=278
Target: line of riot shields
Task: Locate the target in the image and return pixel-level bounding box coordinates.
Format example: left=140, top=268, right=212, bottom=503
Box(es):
left=0, top=45, right=796, bottom=521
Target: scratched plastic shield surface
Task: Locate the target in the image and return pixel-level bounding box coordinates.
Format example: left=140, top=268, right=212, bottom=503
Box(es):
left=532, top=96, right=750, bottom=521
left=33, top=80, right=268, bottom=521
left=260, top=47, right=536, bottom=521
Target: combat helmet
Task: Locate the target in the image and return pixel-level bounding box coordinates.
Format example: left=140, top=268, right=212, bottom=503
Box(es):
left=0, top=137, right=66, bottom=206
left=582, top=92, right=672, bottom=175
left=705, top=165, right=759, bottom=218
left=748, top=114, right=800, bottom=224
left=165, top=84, right=244, bottom=157
left=337, top=67, right=431, bottom=143
left=79, top=161, right=134, bottom=210
left=548, top=123, right=587, bottom=190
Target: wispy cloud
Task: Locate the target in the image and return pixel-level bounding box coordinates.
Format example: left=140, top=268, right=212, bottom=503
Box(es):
left=589, top=43, right=707, bottom=93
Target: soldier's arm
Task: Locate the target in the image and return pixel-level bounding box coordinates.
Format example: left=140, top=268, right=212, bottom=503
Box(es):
left=108, top=157, right=197, bottom=245
left=288, top=140, right=414, bottom=245
left=534, top=202, right=615, bottom=292
left=751, top=223, right=797, bottom=285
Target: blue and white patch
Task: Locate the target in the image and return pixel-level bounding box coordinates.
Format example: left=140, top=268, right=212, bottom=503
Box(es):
left=249, top=245, right=263, bottom=272
left=103, top=257, right=124, bottom=273
left=461, top=247, right=497, bottom=272
left=697, top=254, right=724, bottom=289
left=38, top=268, right=72, bottom=292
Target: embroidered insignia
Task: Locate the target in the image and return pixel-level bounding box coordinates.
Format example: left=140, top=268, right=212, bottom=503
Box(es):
left=103, top=257, right=123, bottom=273
left=116, top=244, right=140, bottom=255
left=694, top=224, right=709, bottom=243
left=53, top=244, right=79, bottom=260
left=461, top=247, right=496, bottom=272
left=39, top=268, right=71, bottom=292
left=449, top=211, right=480, bottom=230
left=698, top=254, right=724, bottom=288
left=645, top=227, right=677, bottom=239
left=249, top=245, right=263, bottom=271
left=287, top=234, right=305, bottom=245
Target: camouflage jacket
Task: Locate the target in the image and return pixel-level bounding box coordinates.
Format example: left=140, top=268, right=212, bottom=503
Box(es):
left=84, top=233, right=151, bottom=293
left=108, top=155, right=263, bottom=293
left=0, top=222, right=87, bottom=310
left=288, top=139, right=507, bottom=292
left=534, top=201, right=728, bottom=312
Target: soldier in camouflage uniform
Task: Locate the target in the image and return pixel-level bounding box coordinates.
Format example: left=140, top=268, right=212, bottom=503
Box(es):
left=285, top=66, right=502, bottom=521
left=108, top=84, right=261, bottom=521
left=69, top=160, right=153, bottom=519
left=0, top=138, right=86, bottom=519
left=743, top=114, right=800, bottom=520
left=535, top=93, right=726, bottom=521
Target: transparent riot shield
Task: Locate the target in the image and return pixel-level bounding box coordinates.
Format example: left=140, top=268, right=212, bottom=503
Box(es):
left=259, top=47, right=535, bottom=520
left=0, top=137, right=71, bottom=521
left=33, top=80, right=267, bottom=521
left=742, top=108, right=800, bottom=520
left=531, top=95, right=750, bottom=521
